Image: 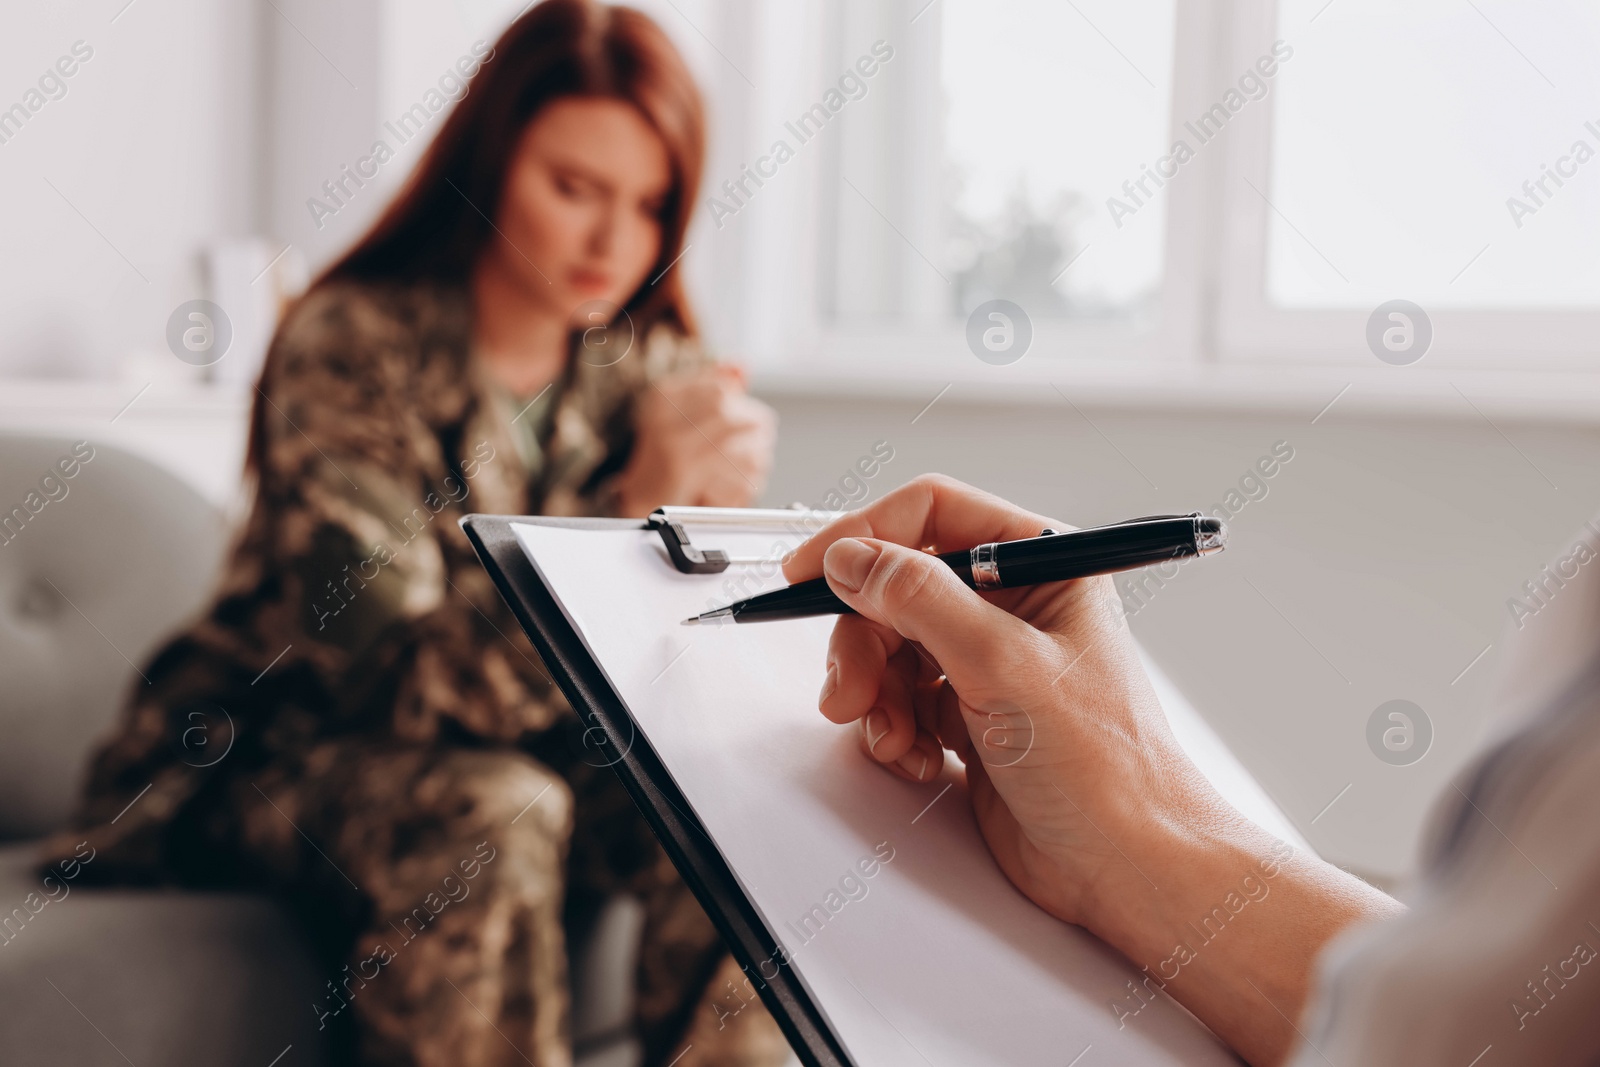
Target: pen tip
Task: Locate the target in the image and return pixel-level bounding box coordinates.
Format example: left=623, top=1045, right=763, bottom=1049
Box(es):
left=681, top=615, right=700, bottom=625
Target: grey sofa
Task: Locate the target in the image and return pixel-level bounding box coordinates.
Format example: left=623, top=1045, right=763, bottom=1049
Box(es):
left=0, top=433, right=644, bottom=1067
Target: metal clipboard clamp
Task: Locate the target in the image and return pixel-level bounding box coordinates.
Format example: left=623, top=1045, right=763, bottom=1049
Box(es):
left=647, top=506, right=844, bottom=574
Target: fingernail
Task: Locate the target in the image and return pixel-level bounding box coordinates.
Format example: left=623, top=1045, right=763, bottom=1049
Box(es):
left=897, top=746, right=930, bottom=782
left=819, top=662, right=838, bottom=706
left=824, top=538, right=879, bottom=593
left=864, top=708, right=890, bottom=755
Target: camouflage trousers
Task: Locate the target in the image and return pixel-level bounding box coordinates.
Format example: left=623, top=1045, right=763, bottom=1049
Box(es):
left=189, top=738, right=789, bottom=1067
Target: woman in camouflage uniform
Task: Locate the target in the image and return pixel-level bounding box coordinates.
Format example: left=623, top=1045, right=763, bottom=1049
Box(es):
left=45, top=3, right=784, bottom=1065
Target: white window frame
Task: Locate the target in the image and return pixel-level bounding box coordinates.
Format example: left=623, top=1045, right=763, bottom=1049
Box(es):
left=812, top=7, right=1218, bottom=379
left=685, top=0, right=1600, bottom=404
left=692, top=0, right=1220, bottom=386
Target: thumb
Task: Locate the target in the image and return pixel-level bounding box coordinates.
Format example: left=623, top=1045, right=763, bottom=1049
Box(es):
left=821, top=538, right=1036, bottom=695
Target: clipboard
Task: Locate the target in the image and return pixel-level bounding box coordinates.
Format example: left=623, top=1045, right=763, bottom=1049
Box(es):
left=464, top=508, right=1297, bottom=1066
left=462, top=509, right=854, bottom=1067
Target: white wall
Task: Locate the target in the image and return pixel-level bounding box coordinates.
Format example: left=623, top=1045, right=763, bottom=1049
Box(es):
left=0, top=0, right=579, bottom=379
left=0, top=0, right=263, bottom=377
left=266, top=0, right=543, bottom=272
left=263, top=0, right=383, bottom=269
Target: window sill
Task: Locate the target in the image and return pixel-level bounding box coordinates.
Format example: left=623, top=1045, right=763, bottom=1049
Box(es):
left=9, top=360, right=1600, bottom=431
left=0, top=377, right=252, bottom=421
left=0, top=378, right=252, bottom=509
left=749, top=360, right=1600, bottom=425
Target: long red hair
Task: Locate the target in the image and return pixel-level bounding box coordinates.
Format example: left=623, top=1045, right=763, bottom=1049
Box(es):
left=323, top=0, right=704, bottom=335
left=247, top=0, right=706, bottom=475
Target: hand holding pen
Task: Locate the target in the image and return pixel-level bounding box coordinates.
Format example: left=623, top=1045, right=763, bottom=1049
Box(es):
left=773, top=473, right=1387, bottom=1067
left=687, top=503, right=1224, bottom=624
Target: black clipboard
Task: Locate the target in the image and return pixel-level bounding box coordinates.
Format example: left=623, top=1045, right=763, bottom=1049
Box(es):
left=461, top=513, right=854, bottom=1067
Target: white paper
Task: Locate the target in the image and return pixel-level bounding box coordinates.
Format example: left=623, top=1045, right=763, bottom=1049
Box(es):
left=515, top=523, right=1249, bottom=1066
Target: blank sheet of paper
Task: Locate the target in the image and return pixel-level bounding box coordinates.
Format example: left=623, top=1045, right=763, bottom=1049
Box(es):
left=515, top=523, right=1249, bottom=1066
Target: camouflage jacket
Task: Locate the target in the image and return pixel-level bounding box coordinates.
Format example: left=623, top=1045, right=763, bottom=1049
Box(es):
left=56, top=279, right=704, bottom=880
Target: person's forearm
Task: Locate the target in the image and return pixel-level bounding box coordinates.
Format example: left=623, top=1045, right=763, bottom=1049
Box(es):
left=1086, top=794, right=1404, bottom=1066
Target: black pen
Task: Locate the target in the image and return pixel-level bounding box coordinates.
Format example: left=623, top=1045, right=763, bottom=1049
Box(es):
left=683, top=513, right=1227, bottom=625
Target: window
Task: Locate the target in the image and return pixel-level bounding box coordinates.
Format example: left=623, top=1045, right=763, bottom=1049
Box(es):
left=663, top=0, right=1600, bottom=385
left=686, top=0, right=1202, bottom=372
left=824, top=0, right=1176, bottom=325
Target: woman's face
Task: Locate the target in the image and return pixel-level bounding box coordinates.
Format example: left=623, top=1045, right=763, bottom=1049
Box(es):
left=491, top=96, right=673, bottom=320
